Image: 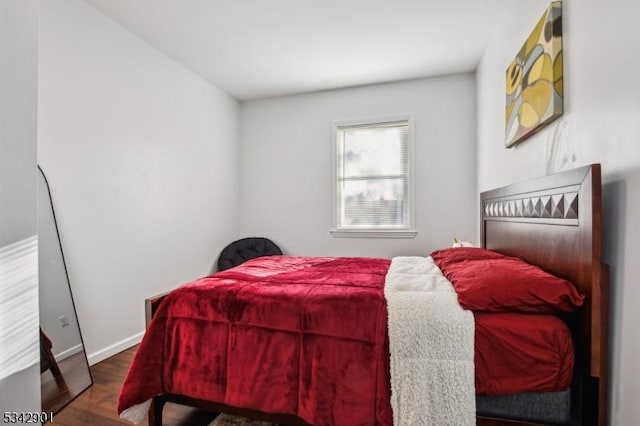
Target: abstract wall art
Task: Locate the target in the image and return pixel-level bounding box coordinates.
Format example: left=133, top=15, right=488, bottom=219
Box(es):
left=505, top=1, right=563, bottom=148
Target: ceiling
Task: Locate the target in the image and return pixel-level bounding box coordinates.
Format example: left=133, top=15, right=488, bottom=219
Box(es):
left=82, top=0, right=504, bottom=101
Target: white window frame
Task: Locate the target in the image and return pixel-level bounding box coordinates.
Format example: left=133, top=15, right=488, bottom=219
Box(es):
left=330, top=115, right=417, bottom=239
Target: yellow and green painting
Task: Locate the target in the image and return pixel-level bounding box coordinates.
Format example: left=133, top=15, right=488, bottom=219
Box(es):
left=505, top=2, right=563, bottom=147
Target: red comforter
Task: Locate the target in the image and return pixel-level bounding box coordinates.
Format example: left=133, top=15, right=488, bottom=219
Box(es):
left=118, top=256, right=393, bottom=425
left=119, top=255, right=574, bottom=424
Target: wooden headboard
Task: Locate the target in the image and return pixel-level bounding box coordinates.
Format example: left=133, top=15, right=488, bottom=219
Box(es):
left=480, top=164, right=608, bottom=425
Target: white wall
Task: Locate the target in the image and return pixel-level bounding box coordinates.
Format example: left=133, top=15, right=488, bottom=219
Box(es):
left=0, top=0, right=38, bottom=247
left=240, top=75, right=477, bottom=258
left=0, top=0, right=40, bottom=414
left=476, top=0, right=640, bottom=424
left=38, top=0, right=240, bottom=364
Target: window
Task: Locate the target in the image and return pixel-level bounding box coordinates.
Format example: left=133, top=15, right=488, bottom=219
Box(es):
left=331, top=117, right=416, bottom=238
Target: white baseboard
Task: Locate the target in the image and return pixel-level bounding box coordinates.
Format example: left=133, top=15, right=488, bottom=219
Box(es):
left=87, top=331, right=144, bottom=366
left=54, top=343, right=83, bottom=362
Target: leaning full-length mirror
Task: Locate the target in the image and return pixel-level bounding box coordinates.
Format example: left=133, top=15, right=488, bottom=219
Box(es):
left=38, top=166, right=92, bottom=414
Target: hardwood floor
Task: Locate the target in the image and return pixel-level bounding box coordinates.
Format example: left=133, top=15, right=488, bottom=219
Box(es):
left=50, top=346, right=218, bottom=426
left=42, top=352, right=92, bottom=413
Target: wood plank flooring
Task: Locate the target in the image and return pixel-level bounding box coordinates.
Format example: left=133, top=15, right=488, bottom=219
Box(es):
left=42, top=352, right=92, bottom=413
left=50, top=346, right=218, bottom=426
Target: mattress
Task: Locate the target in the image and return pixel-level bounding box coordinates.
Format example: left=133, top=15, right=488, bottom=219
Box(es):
left=475, top=312, right=574, bottom=395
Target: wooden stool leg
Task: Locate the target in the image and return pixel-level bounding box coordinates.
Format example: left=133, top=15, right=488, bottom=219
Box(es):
left=40, top=329, right=66, bottom=387
left=149, top=397, right=166, bottom=426
left=47, top=351, right=63, bottom=379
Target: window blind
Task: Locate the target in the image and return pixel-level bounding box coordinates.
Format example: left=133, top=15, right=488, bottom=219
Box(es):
left=335, top=120, right=410, bottom=229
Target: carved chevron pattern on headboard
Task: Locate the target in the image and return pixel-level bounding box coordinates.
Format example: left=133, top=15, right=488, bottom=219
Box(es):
left=483, top=191, right=579, bottom=219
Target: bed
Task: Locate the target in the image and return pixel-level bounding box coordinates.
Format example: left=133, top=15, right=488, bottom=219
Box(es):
left=120, top=164, right=608, bottom=425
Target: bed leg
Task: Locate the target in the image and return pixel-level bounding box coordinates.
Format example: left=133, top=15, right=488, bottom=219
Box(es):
left=148, top=396, right=166, bottom=426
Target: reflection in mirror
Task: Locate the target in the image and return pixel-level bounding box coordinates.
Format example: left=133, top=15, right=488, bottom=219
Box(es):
left=38, top=166, right=92, bottom=415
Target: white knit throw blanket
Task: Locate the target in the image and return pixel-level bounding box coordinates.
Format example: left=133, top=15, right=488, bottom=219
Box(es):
left=384, top=256, right=476, bottom=426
